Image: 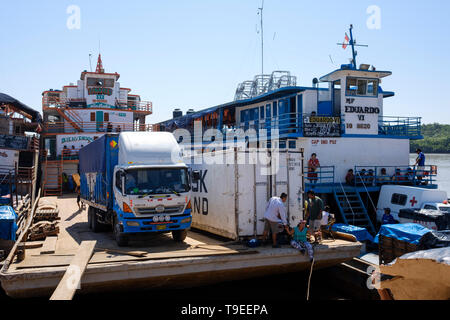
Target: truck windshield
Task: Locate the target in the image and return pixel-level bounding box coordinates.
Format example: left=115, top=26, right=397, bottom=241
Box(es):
left=124, top=168, right=189, bottom=196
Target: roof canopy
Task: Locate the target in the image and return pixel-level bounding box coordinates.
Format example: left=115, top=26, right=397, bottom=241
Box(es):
left=0, top=93, right=42, bottom=123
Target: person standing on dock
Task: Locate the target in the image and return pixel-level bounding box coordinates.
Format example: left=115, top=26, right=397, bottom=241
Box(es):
left=305, top=190, right=324, bottom=243
left=262, top=193, right=289, bottom=248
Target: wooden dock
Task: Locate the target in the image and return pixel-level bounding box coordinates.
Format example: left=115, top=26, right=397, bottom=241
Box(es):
left=0, top=195, right=362, bottom=299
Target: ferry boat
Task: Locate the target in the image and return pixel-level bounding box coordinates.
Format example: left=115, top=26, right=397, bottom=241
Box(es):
left=40, top=54, right=153, bottom=196
left=155, top=26, right=438, bottom=236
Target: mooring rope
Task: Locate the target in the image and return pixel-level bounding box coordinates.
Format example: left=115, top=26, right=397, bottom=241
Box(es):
left=306, top=257, right=315, bottom=301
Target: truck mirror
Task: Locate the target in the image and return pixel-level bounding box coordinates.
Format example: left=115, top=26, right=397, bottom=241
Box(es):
left=192, top=170, right=200, bottom=182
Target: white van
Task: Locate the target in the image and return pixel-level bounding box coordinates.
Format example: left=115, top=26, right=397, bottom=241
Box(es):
left=376, top=185, right=449, bottom=223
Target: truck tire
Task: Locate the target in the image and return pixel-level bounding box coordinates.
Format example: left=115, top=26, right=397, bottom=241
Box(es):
left=87, top=206, right=94, bottom=230
left=113, top=217, right=129, bottom=247
left=172, top=229, right=187, bottom=242
left=91, top=208, right=103, bottom=233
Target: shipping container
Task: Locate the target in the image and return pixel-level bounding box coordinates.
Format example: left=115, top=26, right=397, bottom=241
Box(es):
left=186, top=148, right=304, bottom=240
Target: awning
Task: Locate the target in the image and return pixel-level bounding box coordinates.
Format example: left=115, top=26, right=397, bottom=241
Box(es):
left=0, top=93, right=42, bottom=123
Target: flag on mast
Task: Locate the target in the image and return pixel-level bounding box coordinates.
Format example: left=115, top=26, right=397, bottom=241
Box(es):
left=342, top=33, right=350, bottom=49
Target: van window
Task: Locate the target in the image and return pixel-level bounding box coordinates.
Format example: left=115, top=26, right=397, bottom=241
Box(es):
left=391, top=193, right=407, bottom=206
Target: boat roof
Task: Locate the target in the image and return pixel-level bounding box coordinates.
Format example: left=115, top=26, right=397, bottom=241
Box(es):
left=320, top=67, right=392, bottom=82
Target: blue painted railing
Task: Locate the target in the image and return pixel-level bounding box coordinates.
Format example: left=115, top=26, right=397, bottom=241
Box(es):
left=353, top=165, right=437, bottom=187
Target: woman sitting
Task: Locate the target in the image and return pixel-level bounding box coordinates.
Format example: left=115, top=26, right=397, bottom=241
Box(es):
left=287, top=220, right=314, bottom=262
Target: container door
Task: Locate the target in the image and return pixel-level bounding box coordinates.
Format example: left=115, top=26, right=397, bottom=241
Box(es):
left=271, top=150, right=304, bottom=226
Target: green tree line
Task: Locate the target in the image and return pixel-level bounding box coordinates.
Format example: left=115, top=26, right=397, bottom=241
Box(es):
left=410, top=123, right=450, bottom=153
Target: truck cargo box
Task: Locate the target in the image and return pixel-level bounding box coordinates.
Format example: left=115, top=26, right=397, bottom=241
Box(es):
left=79, top=134, right=119, bottom=211
left=187, top=148, right=304, bottom=240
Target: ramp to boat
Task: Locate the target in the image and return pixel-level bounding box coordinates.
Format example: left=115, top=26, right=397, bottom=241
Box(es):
left=1, top=195, right=361, bottom=298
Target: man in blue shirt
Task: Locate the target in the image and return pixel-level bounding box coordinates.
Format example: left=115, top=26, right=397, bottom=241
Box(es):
left=415, top=148, right=426, bottom=182
left=382, top=208, right=397, bottom=225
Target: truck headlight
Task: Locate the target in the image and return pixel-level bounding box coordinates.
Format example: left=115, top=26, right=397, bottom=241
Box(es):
left=126, top=221, right=140, bottom=227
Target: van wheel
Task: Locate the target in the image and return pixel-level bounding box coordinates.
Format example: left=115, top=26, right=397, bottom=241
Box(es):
left=172, top=229, right=187, bottom=242
left=113, top=217, right=128, bottom=247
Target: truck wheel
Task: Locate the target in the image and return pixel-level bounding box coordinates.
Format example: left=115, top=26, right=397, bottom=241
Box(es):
left=87, top=206, right=93, bottom=230
left=113, top=218, right=129, bottom=247
left=172, top=229, right=187, bottom=242
left=91, top=208, right=103, bottom=233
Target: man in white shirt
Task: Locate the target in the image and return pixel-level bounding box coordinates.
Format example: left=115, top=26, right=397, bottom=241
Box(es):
left=321, top=205, right=331, bottom=227
left=262, top=193, right=289, bottom=248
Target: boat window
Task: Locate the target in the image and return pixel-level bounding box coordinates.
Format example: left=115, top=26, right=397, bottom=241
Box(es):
left=289, top=140, right=296, bottom=149
left=260, top=106, right=264, bottom=119
left=438, top=206, right=450, bottom=213
left=367, top=79, right=379, bottom=96
left=346, top=77, right=378, bottom=96
left=424, top=205, right=437, bottom=210
left=90, top=112, right=95, bottom=121
left=273, top=101, right=278, bottom=117
left=266, top=104, right=271, bottom=119
left=391, top=193, right=407, bottom=206
left=346, top=78, right=358, bottom=96
left=356, top=79, right=367, bottom=95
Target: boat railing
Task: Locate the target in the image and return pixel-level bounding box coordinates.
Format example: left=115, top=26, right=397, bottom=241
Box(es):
left=305, top=166, right=335, bottom=185
left=43, top=96, right=153, bottom=114
left=378, top=116, right=422, bottom=138
left=43, top=121, right=154, bottom=134
left=355, top=171, right=379, bottom=213
left=353, top=165, right=437, bottom=187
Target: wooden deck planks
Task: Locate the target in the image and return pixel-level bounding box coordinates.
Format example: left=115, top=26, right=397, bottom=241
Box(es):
left=49, top=240, right=97, bottom=300
left=40, top=237, right=58, bottom=254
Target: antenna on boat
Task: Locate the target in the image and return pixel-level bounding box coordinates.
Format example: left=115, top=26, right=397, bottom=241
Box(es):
left=89, top=53, right=93, bottom=72
left=257, top=0, right=264, bottom=75
left=337, top=24, right=368, bottom=69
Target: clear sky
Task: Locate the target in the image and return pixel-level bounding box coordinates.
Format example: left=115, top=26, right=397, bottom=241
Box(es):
left=1, top=0, right=449, bottom=124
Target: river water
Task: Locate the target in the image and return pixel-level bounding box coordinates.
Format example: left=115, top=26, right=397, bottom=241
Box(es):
left=409, top=153, right=450, bottom=194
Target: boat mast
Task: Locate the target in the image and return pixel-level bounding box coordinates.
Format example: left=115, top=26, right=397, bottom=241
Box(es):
left=258, top=0, right=264, bottom=75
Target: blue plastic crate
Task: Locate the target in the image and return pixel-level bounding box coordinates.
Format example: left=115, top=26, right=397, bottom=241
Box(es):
left=0, top=206, right=18, bottom=241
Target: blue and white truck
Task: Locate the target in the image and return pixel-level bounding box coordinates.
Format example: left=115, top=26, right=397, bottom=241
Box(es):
left=79, top=132, right=193, bottom=246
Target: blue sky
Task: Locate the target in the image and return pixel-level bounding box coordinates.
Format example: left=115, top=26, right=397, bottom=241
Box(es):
left=0, top=0, right=449, bottom=124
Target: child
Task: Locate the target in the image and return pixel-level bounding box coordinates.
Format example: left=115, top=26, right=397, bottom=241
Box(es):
left=287, top=220, right=314, bottom=262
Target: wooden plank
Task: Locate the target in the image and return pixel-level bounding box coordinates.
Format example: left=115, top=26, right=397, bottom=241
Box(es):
left=16, top=247, right=255, bottom=269
left=40, top=237, right=58, bottom=255
left=95, top=248, right=148, bottom=258
left=49, top=240, right=96, bottom=301
left=18, top=241, right=44, bottom=249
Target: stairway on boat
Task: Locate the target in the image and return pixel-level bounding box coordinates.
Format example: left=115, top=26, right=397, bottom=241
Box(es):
left=333, top=186, right=376, bottom=235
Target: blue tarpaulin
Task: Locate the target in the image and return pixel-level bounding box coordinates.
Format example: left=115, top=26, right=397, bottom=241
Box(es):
left=374, top=223, right=431, bottom=245
left=332, top=224, right=374, bottom=242
left=0, top=206, right=18, bottom=241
